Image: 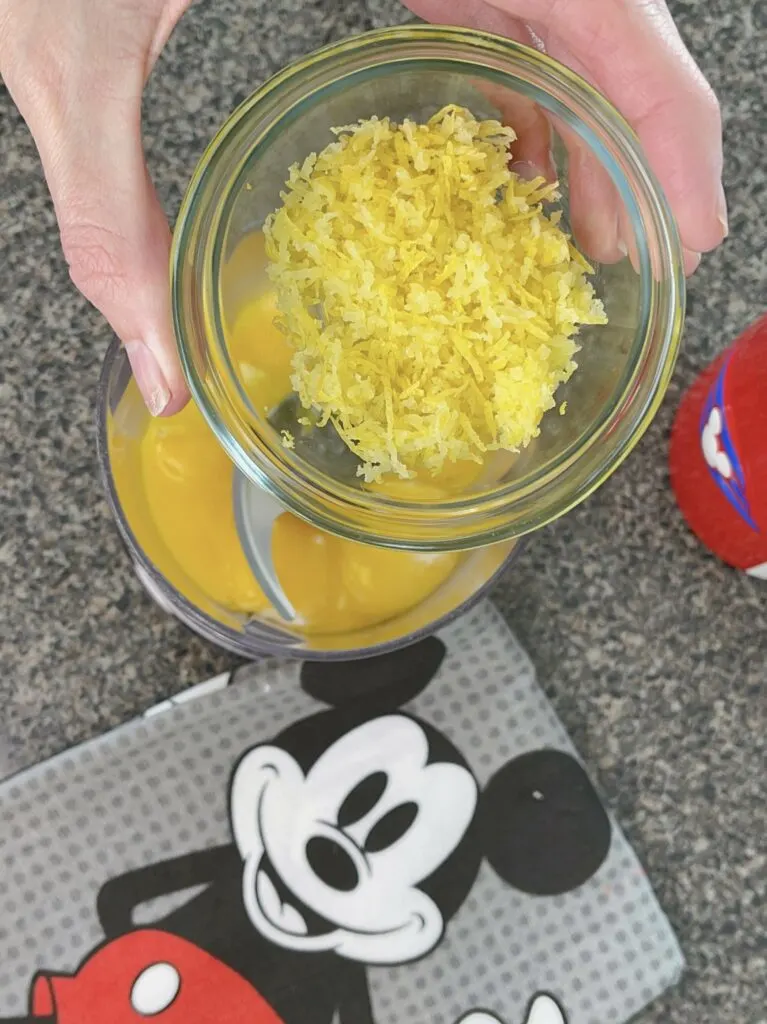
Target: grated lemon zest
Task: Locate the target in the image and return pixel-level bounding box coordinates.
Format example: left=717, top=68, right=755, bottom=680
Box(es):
left=264, top=105, right=606, bottom=481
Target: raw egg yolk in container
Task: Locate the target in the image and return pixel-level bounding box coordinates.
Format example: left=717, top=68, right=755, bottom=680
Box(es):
left=112, top=288, right=459, bottom=635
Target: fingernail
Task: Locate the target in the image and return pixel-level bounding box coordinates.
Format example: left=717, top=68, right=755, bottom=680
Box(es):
left=510, top=160, right=540, bottom=181
left=125, top=340, right=171, bottom=416
left=683, top=249, right=702, bottom=275
left=717, top=182, right=729, bottom=237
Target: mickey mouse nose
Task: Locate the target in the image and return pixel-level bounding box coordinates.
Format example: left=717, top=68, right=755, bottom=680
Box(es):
left=305, top=835, right=359, bottom=891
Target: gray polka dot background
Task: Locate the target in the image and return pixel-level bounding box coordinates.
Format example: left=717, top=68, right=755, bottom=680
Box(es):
left=0, top=604, right=682, bottom=1022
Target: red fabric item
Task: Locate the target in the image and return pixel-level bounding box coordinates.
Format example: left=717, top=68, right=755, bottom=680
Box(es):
left=670, top=313, right=767, bottom=575
left=29, top=930, right=285, bottom=1024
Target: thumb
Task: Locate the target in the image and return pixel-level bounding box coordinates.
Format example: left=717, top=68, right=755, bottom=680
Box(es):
left=8, top=68, right=189, bottom=416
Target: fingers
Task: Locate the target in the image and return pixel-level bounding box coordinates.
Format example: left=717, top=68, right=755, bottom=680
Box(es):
left=52, top=114, right=189, bottom=417
left=1, top=2, right=190, bottom=416
left=37, top=91, right=187, bottom=415
left=557, top=120, right=623, bottom=265
left=405, top=0, right=526, bottom=36
left=480, top=80, right=556, bottom=182
left=406, top=0, right=726, bottom=274
left=488, top=0, right=727, bottom=260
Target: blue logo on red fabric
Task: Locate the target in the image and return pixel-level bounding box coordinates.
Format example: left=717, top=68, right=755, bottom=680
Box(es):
left=699, top=356, right=758, bottom=531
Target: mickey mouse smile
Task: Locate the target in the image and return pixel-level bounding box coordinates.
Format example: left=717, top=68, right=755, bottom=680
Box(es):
left=255, top=853, right=338, bottom=939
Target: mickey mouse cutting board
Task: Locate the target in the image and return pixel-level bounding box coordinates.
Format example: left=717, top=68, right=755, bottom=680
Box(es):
left=0, top=603, right=683, bottom=1024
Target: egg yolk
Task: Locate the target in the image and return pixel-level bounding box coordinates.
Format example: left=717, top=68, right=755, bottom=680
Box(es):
left=231, top=288, right=296, bottom=415
left=109, top=267, right=461, bottom=634
left=271, top=513, right=459, bottom=633
left=140, top=405, right=269, bottom=613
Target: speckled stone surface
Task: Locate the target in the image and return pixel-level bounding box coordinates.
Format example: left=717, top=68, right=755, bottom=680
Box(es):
left=0, top=1, right=765, bottom=1020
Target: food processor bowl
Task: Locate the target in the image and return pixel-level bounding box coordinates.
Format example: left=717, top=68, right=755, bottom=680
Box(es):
left=97, top=341, right=521, bottom=659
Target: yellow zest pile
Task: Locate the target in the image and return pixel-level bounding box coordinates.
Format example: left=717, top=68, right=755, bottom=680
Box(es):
left=264, top=105, right=606, bottom=481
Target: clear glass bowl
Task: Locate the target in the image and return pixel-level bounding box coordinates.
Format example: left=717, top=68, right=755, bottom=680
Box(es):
left=96, top=341, right=520, bottom=659
left=171, top=25, right=684, bottom=551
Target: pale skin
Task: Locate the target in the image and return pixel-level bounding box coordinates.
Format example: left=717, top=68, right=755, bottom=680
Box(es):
left=0, top=0, right=726, bottom=418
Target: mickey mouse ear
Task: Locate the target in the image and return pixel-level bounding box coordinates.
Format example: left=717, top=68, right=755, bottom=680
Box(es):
left=300, top=636, right=447, bottom=710
left=479, top=749, right=611, bottom=895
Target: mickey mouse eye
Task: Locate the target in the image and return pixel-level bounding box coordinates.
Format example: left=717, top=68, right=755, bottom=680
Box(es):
left=364, top=802, right=418, bottom=853
left=337, top=771, right=388, bottom=827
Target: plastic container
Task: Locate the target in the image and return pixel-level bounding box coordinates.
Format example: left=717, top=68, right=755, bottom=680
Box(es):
left=97, top=341, right=520, bottom=659
left=171, top=25, right=685, bottom=552
left=670, top=313, right=767, bottom=577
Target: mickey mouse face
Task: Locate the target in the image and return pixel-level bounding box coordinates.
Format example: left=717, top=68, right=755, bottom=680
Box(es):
left=230, top=715, right=478, bottom=964
left=227, top=637, right=610, bottom=975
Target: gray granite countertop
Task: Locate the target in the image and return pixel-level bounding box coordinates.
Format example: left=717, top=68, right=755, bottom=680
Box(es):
left=1, top=1, right=765, bottom=1020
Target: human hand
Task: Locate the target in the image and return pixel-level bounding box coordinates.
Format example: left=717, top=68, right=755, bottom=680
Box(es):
left=406, top=0, right=726, bottom=275
left=0, top=0, right=192, bottom=416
